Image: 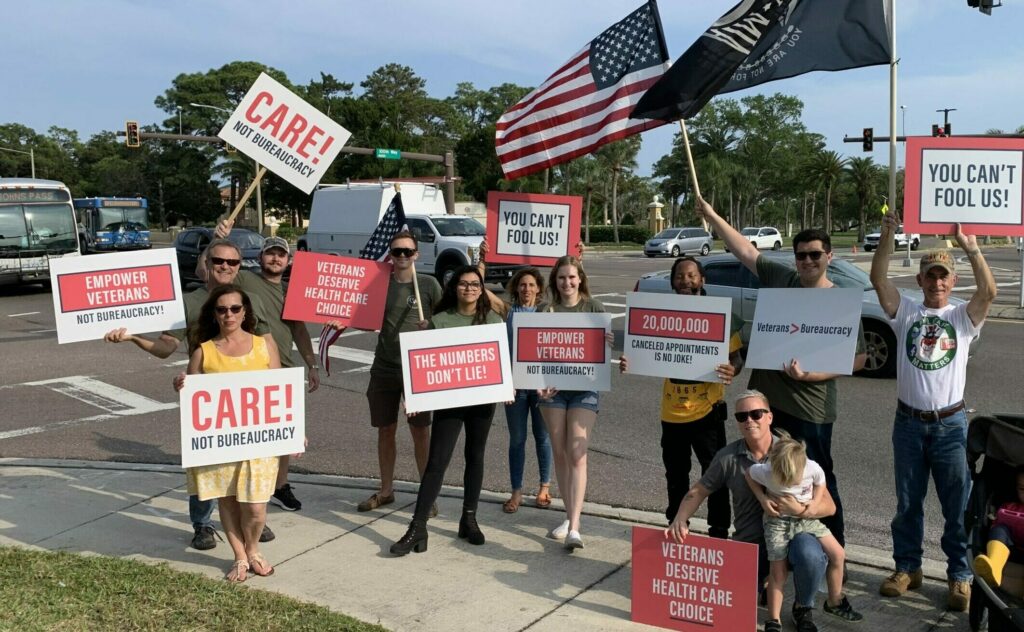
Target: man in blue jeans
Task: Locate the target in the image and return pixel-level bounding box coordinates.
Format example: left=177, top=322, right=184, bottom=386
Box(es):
left=871, top=215, right=996, bottom=611
left=668, top=390, right=834, bottom=632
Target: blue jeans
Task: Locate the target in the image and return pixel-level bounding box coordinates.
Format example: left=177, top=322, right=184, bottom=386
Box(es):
left=505, top=390, right=552, bottom=489
left=891, top=407, right=972, bottom=580
left=757, top=532, right=828, bottom=608
left=190, top=494, right=214, bottom=530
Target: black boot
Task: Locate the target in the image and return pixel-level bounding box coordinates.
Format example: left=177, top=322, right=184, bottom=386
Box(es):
left=390, top=520, right=428, bottom=556
left=458, top=509, right=485, bottom=545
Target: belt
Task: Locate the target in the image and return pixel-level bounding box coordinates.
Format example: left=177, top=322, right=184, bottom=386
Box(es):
left=897, top=399, right=965, bottom=422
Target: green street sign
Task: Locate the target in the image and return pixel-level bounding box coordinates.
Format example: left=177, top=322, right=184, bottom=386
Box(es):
left=375, top=148, right=401, bottom=160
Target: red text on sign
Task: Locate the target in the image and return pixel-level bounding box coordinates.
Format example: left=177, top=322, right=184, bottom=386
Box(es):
left=517, top=327, right=606, bottom=363
left=628, top=308, right=726, bottom=342
left=58, top=264, right=176, bottom=313
left=408, top=342, right=503, bottom=394
left=191, top=384, right=294, bottom=431
left=244, top=91, right=334, bottom=163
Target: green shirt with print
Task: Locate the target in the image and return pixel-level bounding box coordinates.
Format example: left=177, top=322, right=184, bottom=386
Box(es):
left=372, top=274, right=443, bottom=375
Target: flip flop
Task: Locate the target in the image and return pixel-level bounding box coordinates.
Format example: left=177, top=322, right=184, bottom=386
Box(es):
left=226, top=559, right=249, bottom=583
left=248, top=553, right=275, bottom=577
left=535, top=484, right=552, bottom=509
left=502, top=494, right=521, bottom=514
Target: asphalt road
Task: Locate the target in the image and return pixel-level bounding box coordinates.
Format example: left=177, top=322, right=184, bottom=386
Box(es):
left=1, top=243, right=1021, bottom=564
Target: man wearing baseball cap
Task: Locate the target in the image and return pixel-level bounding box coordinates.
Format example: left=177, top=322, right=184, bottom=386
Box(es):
left=870, top=213, right=996, bottom=611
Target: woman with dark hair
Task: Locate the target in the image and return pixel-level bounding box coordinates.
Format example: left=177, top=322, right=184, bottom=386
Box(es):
left=178, top=285, right=282, bottom=582
left=390, top=266, right=504, bottom=556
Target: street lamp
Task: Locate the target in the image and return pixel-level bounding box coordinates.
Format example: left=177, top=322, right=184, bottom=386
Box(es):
left=176, top=105, right=183, bottom=135
left=899, top=105, right=907, bottom=139
left=0, top=145, right=36, bottom=178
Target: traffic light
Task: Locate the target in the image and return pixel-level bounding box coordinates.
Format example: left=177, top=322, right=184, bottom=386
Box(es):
left=932, top=124, right=942, bottom=137
left=862, top=127, right=873, bottom=152
left=944, top=122, right=952, bottom=136
left=125, top=121, right=140, bottom=148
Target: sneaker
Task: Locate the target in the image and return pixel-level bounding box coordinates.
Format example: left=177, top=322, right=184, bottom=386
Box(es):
left=357, top=491, right=395, bottom=512
left=191, top=525, right=219, bottom=551
left=764, top=619, right=783, bottom=632
left=547, top=519, right=570, bottom=540
left=259, top=524, right=275, bottom=543
left=823, top=595, right=863, bottom=622
left=947, top=579, right=971, bottom=612
left=792, top=604, right=818, bottom=632
left=565, top=530, right=584, bottom=551
left=879, top=569, right=923, bottom=597
left=271, top=484, right=302, bottom=511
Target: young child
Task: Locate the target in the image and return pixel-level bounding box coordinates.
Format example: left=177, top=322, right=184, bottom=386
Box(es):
left=745, top=436, right=862, bottom=630
left=974, top=466, right=1024, bottom=586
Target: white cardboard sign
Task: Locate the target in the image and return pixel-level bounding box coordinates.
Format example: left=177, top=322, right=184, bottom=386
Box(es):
left=218, top=72, right=352, bottom=194
left=745, top=288, right=862, bottom=375
left=623, top=292, right=732, bottom=381
left=49, top=249, right=186, bottom=344
left=179, top=367, right=305, bottom=468
left=512, top=312, right=612, bottom=391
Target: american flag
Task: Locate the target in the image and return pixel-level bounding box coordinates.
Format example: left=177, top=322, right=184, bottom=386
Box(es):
left=495, top=1, right=670, bottom=180
left=317, top=191, right=406, bottom=374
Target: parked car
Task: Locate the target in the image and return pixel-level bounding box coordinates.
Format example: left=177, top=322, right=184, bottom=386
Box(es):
left=733, top=226, right=783, bottom=251
left=863, top=224, right=920, bottom=251
left=644, top=227, right=713, bottom=258
left=174, top=227, right=264, bottom=285
left=634, top=252, right=979, bottom=379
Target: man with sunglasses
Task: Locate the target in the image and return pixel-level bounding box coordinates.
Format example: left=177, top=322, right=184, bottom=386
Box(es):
left=668, top=390, right=835, bottom=632
left=870, top=214, right=996, bottom=610
left=696, top=197, right=866, bottom=555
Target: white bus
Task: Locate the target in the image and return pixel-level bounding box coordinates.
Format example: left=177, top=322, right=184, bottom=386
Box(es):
left=0, top=178, right=82, bottom=287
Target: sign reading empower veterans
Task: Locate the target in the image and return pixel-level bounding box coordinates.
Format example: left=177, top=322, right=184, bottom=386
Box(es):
left=745, top=288, right=862, bottom=375
left=282, top=251, right=390, bottom=329
left=624, top=292, right=732, bottom=381
left=631, top=527, right=758, bottom=631
left=904, top=136, right=1024, bottom=236
left=512, top=312, right=611, bottom=391
left=50, top=249, right=185, bottom=344
left=180, top=367, right=305, bottom=468
left=218, top=72, right=352, bottom=194
left=485, top=191, right=583, bottom=266
left=400, top=323, right=513, bottom=412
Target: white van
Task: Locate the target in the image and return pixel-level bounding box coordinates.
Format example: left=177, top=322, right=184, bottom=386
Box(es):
left=298, top=182, right=521, bottom=286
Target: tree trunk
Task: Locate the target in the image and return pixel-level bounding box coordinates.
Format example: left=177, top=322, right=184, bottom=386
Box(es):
left=584, top=185, right=592, bottom=243
left=825, top=182, right=833, bottom=234
left=810, top=194, right=816, bottom=228
left=611, top=170, right=620, bottom=243
left=602, top=181, right=609, bottom=226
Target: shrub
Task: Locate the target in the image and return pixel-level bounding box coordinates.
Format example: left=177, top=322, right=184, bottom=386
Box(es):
left=584, top=225, right=651, bottom=244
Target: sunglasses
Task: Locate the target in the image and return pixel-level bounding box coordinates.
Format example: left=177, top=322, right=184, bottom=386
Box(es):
left=215, top=305, right=244, bottom=315
left=390, top=247, right=417, bottom=258
left=211, top=256, right=241, bottom=267
left=794, top=251, right=826, bottom=262
left=734, top=409, right=770, bottom=422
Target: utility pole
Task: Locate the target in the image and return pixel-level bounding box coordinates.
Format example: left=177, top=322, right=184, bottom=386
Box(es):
left=936, top=108, right=957, bottom=129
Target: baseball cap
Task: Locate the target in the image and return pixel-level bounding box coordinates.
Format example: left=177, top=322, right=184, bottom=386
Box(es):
left=261, top=236, right=290, bottom=255
left=919, top=249, right=955, bottom=274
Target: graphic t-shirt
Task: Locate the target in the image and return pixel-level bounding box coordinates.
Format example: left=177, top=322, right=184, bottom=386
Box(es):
left=372, top=274, right=442, bottom=376
left=660, top=326, right=744, bottom=424
left=748, top=459, right=826, bottom=505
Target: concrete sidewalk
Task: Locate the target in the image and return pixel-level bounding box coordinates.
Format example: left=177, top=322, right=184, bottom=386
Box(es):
left=0, top=459, right=971, bottom=632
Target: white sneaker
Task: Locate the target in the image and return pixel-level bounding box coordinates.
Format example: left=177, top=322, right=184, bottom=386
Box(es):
left=547, top=520, right=570, bottom=540
left=565, top=530, right=584, bottom=551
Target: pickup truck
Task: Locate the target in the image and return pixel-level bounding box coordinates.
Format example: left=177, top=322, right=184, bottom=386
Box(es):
left=863, top=225, right=920, bottom=252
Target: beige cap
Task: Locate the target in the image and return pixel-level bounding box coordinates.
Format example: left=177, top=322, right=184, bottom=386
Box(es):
left=919, top=249, right=955, bottom=274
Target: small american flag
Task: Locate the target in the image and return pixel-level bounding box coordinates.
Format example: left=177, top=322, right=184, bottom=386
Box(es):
left=317, top=191, right=406, bottom=374
left=495, top=0, right=670, bottom=180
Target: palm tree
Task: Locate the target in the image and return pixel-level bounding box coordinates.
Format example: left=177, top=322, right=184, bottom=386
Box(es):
left=845, top=156, right=881, bottom=242
left=595, top=137, right=640, bottom=243
left=808, top=150, right=847, bottom=233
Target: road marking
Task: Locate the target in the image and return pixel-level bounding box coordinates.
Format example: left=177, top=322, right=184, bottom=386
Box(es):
left=600, top=302, right=626, bottom=308
left=0, top=412, right=117, bottom=441
left=953, top=281, right=1020, bottom=292
left=31, top=329, right=56, bottom=333
left=7, top=312, right=39, bottom=317
left=23, top=376, right=177, bottom=415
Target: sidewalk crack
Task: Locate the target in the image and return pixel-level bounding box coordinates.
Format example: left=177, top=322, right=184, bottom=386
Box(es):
left=518, top=556, right=631, bottom=631
left=31, top=486, right=181, bottom=547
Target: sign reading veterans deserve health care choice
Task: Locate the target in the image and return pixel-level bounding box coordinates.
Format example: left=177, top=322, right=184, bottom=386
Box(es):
left=217, top=72, right=352, bottom=194
left=903, top=136, right=1024, bottom=237
left=624, top=292, right=732, bottom=381
left=484, top=191, right=583, bottom=266
left=50, top=249, right=185, bottom=344
left=512, top=312, right=611, bottom=391
left=745, top=288, right=862, bottom=375
left=282, top=251, right=390, bottom=329
left=631, top=527, right=757, bottom=631
left=400, top=323, right=514, bottom=413
left=180, top=367, right=305, bottom=468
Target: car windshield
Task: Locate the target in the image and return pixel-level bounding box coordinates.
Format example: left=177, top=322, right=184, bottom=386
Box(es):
left=827, top=258, right=873, bottom=290
left=228, top=230, right=265, bottom=249
left=654, top=229, right=677, bottom=239
left=740, top=228, right=759, bottom=236
left=432, top=216, right=485, bottom=237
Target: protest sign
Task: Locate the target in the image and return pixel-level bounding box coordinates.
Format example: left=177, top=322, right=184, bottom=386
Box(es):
left=400, top=323, right=513, bottom=412
left=624, top=292, right=732, bottom=381
left=745, top=288, right=862, bottom=374
left=217, top=72, right=352, bottom=194
left=484, top=191, right=582, bottom=266
left=50, top=249, right=185, bottom=344
left=904, top=136, right=1024, bottom=236
left=512, top=312, right=611, bottom=391
left=631, top=527, right=758, bottom=631
left=282, top=251, right=390, bottom=329
left=179, top=367, right=305, bottom=468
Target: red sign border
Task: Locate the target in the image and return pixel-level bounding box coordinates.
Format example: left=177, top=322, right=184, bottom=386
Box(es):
left=627, top=307, right=727, bottom=343
left=485, top=191, right=583, bottom=266
left=407, top=341, right=504, bottom=395
left=281, top=251, right=391, bottom=330
left=515, top=326, right=607, bottom=364
left=57, top=263, right=178, bottom=314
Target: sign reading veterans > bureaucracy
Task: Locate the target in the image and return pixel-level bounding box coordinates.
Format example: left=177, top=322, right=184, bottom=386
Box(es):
left=400, top=323, right=514, bottom=413
left=623, top=292, right=732, bottom=381
left=512, top=312, right=611, bottom=391
left=904, top=136, right=1024, bottom=237
left=180, top=367, right=305, bottom=468
left=50, top=249, right=185, bottom=344
left=631, top=527, right=758, bottom=631
left=282, top=251, right=391, bottom=329
left=218, top=72, right=352, bottom=194
left=745, top=288, right=862, bottom=375
left=484, top=191, right=583, bottom=266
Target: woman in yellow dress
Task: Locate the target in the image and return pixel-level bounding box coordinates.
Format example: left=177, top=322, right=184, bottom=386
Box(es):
left=181, top=285, right=281, bottom=582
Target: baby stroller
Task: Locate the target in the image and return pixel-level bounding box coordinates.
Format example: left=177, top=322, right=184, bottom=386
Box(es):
left=966, top=413, right=1024, bottom=632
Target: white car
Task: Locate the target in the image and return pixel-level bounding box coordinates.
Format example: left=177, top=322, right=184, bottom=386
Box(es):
left=733, top=226, right=783, bottom=251
left=863, top=225, right=920, bottom=252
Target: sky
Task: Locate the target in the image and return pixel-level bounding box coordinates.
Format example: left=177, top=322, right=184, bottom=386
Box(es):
left=5, top=0, right=1024, bottom=180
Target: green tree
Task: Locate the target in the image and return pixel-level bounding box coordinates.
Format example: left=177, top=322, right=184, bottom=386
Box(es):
left=845, top=156, right=884, bottom=241
left=595, top=137, right=641, bottom=243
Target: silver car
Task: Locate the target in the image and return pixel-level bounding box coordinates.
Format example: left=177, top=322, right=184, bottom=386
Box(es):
left=644, top=227, right=713, bottom=258
left=634, top=252, right=979, bottom=379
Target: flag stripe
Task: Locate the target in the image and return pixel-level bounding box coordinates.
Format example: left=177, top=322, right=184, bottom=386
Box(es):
left=499, top=48, right=591, bottom=121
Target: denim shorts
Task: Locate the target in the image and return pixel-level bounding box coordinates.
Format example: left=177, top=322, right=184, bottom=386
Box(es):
left=538, top=390, right=600, bottom=413
left=763, top=516, right=831, bottom=561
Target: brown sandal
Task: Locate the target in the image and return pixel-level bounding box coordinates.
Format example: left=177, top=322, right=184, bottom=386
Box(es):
left=503, top=491, right=522, bottom=514
left=535, top=484, right=552, bottom=509
left=248, top=553, right=275, bottom=577
left=226, top=559, right=249, bottom=583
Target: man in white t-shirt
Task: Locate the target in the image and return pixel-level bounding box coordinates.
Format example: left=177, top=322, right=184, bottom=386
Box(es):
left=870, top=214, right=996, bottom=611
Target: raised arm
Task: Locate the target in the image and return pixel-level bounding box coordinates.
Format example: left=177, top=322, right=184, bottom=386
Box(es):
left=694, top=196, right=760, bottom=274
left=476, top=240, right=508, bottom=317
left=870, top=213, right=901, bottom=318
left=195, top=218, right=233, bottom=281
left=955, top=223, right=997, bottom=326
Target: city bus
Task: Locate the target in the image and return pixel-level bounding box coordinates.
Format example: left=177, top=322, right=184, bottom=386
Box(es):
left=74, top=196, right=151, bottom=253
left=0, top=178, right=81, bottom=287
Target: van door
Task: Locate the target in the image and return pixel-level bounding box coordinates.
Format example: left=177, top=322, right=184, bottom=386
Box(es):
left=406, top=217, right=437, bottom=274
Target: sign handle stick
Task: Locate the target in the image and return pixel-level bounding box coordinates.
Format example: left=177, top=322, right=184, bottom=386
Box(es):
left=226, top=166, right=268, bottom=224
left=677, top=119, right=707, bottom=232
left=410, top=262, right=425, bottom=322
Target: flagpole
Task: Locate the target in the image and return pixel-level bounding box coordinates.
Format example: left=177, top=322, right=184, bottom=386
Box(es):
left=887, top=0, right=907, bottom=266
left=394, top=182, right=426, bottom=321
left=677, top=119, right=707, bottom=232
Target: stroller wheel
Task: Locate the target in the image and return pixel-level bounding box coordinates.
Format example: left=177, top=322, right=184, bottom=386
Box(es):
left=968, top=579, right=987, bottom=632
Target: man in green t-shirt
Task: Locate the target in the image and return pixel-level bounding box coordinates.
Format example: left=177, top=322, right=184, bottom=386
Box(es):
left=696, top=197, right=866, bottom=550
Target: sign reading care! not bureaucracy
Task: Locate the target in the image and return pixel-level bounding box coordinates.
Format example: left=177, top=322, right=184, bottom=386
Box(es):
left=484, top=191, right=583, bottom=266
left=624, top=292, right=732, bottom=381
left=512, top=312, right=611, bottom=391
left=50, top=249, right=185, bottom=344
left=218, top=72, right=352, bottom=194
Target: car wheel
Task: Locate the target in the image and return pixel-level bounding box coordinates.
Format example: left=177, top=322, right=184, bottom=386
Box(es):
left=864, top=245, right=874, bottom=252
left=911, top=239, right=920, bottom=251
left=671, top=245, right=680, bottom=257
left=438, top=263, right=459, bottom=288
left=700, top=243, right=711, bottom=256
left=859, top=320, right=897, bottom=378
left=645, top=253, right=655, bottom=258
left=772, top=241, right=781, bottom=251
